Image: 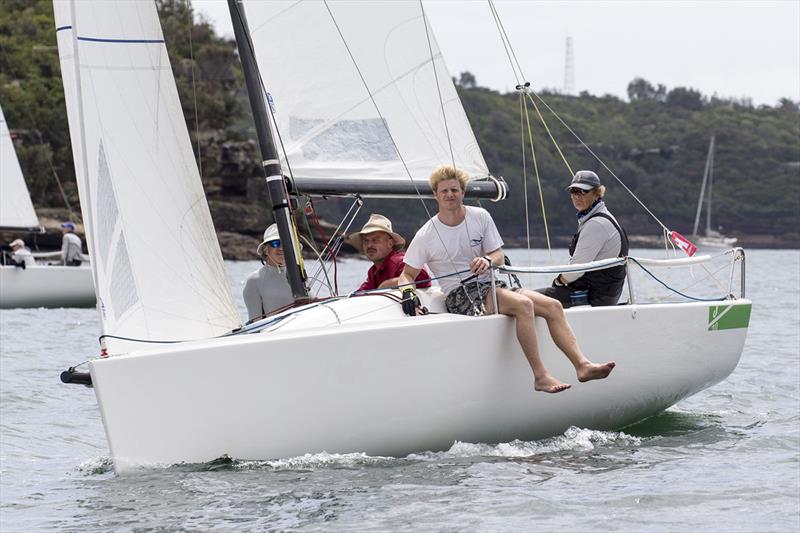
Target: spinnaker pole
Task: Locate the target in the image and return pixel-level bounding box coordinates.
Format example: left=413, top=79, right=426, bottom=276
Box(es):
left=227, top=0, right=308, bottom=299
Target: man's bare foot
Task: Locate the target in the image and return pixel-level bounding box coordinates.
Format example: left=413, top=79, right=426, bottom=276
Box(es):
left=534, top=375, right=572, bottom=393
left=577, top=361, right=616, bottom=382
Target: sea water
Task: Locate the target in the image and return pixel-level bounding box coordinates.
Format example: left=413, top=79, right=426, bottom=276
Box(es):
left=1, top=249, right=798, bottom=532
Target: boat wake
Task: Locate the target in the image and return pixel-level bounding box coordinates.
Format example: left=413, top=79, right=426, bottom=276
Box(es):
left=410, top=427, right=643, bottom=461
left=78, top=427, right=643, bottom=475
left=77, top=456, right=115, bottom=476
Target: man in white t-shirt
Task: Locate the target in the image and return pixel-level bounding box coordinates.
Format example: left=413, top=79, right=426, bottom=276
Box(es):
left=398, top=165, right=615, bottom=394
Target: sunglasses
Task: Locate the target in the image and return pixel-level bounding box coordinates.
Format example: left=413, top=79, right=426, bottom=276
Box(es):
left=569, top=188, right=591, bottom=196
left=266, top=240, right=281, bottom=249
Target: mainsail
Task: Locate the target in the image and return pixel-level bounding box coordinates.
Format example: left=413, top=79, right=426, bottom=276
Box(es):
left=54, top=0, right=240, bottom=353
left=240, top=1, right=489, bottom=184
left=0, top=104, right=40, bottom=231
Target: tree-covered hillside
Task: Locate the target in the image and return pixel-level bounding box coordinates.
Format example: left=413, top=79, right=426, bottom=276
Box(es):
left=457, top=82, right=800, bottom=242
left=1, top=0, right=798, bottom=252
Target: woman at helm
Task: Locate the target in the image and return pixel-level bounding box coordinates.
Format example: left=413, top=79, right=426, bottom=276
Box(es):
left=540, top=170, right=629, bottom=307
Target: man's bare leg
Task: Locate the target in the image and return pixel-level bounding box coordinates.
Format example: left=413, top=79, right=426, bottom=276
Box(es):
left=517, top=289, right=615, bottom=382
left=486, top=288, right=571, bottom=393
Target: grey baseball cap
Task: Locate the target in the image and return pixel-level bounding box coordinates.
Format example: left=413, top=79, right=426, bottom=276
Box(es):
left=566, top=170, right=601, bottom=191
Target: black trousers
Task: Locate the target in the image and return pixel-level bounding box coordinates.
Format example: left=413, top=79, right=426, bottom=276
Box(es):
left=535, top=286, right=620, bottom=308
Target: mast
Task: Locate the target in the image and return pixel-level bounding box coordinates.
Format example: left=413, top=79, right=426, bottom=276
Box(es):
left=227, top=0, right=307, bottom=299
left=705, top=135, right=715, bottom=236
left=692, top=136, right=714, bottom=239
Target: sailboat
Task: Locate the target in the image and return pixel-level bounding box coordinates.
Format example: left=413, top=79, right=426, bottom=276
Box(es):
left=55, top=0, right=750, bottom=472
left=0, top=104, right=95, bottom=309
left=692, top=136, right=738, bottom=248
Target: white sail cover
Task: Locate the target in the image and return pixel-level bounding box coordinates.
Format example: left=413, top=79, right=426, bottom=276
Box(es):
left=54, top=0, right=240, bottom=353
left=0, top=105, right=40, bottom=230
left=241, top=1, right=489, bottom=183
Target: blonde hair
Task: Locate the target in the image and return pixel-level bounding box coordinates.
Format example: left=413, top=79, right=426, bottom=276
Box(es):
left=429, top=165, right=468, bottom=192
left=595, top=185, right=606, bottom=198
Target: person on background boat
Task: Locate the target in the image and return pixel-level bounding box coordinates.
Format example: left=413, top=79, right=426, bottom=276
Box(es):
left=243, top=223, right=294, bottom=321
left=8, top=239, right=35, bottom=268
left=538, top=170, right=629, bottom=308
left=347, top=213, right=431, bottom=292
left=60, top=222, right=83, bottom=266
left=397, top=165, right=615, bottom=394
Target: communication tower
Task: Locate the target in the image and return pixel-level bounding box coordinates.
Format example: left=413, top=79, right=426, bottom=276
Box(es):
left=564, top=36, right=575, bottom=95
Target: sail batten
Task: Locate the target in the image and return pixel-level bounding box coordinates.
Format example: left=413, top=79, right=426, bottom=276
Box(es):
left=241, top=1, right=489, bottom=185
left=55, top=0, right=240, bottom=353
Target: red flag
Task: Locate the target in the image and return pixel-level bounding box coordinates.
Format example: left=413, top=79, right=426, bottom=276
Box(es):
left=669, top=231, right=697, bottom=257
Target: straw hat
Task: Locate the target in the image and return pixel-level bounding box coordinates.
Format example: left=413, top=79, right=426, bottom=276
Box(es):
left=347, top=214, right=405, bottom=250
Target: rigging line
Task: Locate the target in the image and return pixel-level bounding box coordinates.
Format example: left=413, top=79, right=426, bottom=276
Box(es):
left=299, top=233, right=334, bottom=296
left=528, top=90, right=670, bottom=232
left=321, top=1, right=421, bottom=195
left=674, top=260, right=732, bottom=294
left=420, top=0, right=455, bottom=170
left=487, top=1, right=554, bottom=260
left=487, top=0, right=522, bottom=85
left=322, top=1, right=471, bottom=293
left=185, top=0, right=203, bottom=178
left=522, top=90, right=553, bottom=259
left=308, top=198, right=363, bottom=296
left=518, top=91, right=530, bottom=252
left=525, top=92, right=573, bottom=176
left=628, top=257, right=726, bottom=302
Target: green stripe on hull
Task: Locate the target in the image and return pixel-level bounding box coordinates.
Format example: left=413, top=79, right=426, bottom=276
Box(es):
left=708, top=303, right=752, bottom=331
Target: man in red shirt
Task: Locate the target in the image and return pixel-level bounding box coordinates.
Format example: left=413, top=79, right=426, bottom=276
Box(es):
left=348, top=214, right=431, bottom=292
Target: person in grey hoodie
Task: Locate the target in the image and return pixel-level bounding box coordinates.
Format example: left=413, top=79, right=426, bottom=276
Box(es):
left=60, top=222, right=83, bottom=266
left=539, top=170, right=628, bottom=307
left=243, top=223, right=294, bottom=321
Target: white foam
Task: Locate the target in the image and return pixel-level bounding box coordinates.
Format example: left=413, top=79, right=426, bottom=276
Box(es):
left=77, top=456, right=114, bottom=475
left=408, top=426, right=643, bottom=460
left=237, top=451, right=395, bottom=470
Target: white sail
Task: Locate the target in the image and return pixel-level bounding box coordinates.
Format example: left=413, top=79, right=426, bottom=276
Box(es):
left=0, top=105, right=40, bottom=230
left=54, top=0, right=240, bottom=353
left=240, top=1, right=489, bottom=184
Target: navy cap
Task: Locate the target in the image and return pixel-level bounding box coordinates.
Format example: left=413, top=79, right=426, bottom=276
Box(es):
left=566, top=170, right=601, bottom=191
left=60, top=222, right=76, bottom=231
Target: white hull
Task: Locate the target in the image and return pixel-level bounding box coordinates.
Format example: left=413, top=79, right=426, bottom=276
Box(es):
left=88, top=295, right=751, bottom=471
left=0, top=265, right=95, bottom=309
left=697, top=236, right=738, bottom=249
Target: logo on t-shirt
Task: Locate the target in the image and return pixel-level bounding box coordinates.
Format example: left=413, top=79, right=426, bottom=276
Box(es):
left=470, top=236, right=483, bottom=247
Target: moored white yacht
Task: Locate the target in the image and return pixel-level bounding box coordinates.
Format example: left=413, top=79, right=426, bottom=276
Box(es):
left=692, top=136, right=738, bottom=249
left=0, top=104, right=94, bottom=309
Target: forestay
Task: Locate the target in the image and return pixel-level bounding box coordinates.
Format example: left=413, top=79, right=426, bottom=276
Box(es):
left=54, top=0, right=240, bottom=353
left=0, top=104, right=40, bottom=231
left=240, top=0, right=489, bottom=184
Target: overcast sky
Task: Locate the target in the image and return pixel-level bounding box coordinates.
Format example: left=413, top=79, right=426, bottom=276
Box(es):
left=193, top=0, right=800, bottom=106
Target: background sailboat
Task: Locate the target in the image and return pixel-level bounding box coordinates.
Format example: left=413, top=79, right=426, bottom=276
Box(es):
left=692, top=136, right=738, bottom=248
left=57, top=0, right=750, bottom=471
left=0, top=104, right=95, bottom=308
